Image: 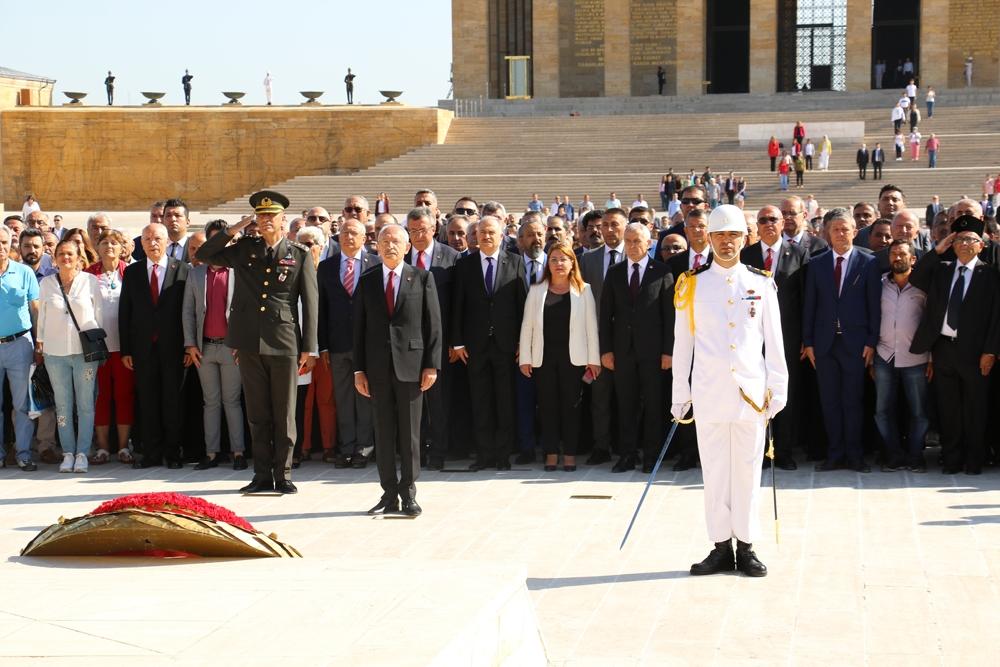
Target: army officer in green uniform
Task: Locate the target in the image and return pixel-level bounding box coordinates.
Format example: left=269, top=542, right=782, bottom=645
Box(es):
left=197, top=190, right=318, bottom=494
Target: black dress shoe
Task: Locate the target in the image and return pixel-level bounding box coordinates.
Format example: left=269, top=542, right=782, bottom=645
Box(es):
left=735, top=541, right=767, bottom=577
left=941, top=465, right=962, bottom=475
left=690, top=541, right=735, bottom=576
left=401, top=500, right=422, bottom=516
left=468, top=460, right=487, bottom=471
left=776, top=458, right=798, bottom=471
left=368, top=498, right=399, bottom=515
left=166, top=459, right=183, bottom=470
left=965, top=466, right=982, bottom=476
left=814, top=460, right=841, bottom=472
left=194, top=456, right=218, bottom=470
left=612, top=455, right=637, bottom=473
left=332, top=454, right=352, bottom=469
left=762, top=457, right=772, bottom=469
left=544, top=464, right=557, bottom=472
left=514, top=452, right=536, bottom=465
left=496, top=459, right=511, bottom=471
left=563, top=465, right=577, bottom=472
left=642, top=462, right=654, bottom=474
left=232, top=455, right=248, bottom=471
left=586, top=450, right=612, bottom=465
left=425, top=457, right=445, bottom=471
left=673, top=454, right=698, bottom=472
left=880, top=462, right=905, bottom=472
left=240, top=478, right=274, bottom=494
left=132, top=458, right=158, bottom=469
left=850, top=462, right=871, bottom=473
left=351, top=454, right=369, bottom=469
left=274, top=480, right=298, bottom=494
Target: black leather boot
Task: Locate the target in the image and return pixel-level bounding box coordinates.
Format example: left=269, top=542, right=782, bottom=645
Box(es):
left=690, top=540, right=735, bottom=576
left=736, top=540, right=767, bottom=577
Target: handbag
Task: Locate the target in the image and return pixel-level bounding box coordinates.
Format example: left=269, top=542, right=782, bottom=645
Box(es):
left=59, top=279, right=110, bottom=363
left=29, top=363, right=55, bottom=412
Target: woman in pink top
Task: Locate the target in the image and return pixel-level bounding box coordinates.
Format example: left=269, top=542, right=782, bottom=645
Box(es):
left=926, top=133, right=940, bottom=168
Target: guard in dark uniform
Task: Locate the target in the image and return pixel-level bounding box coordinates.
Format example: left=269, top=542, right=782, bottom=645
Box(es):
left=196, top=191, right=318, bottom=494
left=104, top=71, right=115, bottom=105
left=182, top=69, right=194, bottom=105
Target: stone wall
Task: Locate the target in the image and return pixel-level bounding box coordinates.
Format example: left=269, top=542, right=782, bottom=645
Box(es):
left=0, top=106, right=452, bottom=211
left=948, top=0, right=1000, bottom=88
left=0, top=77, right=54, bottom=108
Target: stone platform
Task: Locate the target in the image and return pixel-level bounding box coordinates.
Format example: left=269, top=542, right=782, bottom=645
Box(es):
left=1, top=460, right=998, bottom=665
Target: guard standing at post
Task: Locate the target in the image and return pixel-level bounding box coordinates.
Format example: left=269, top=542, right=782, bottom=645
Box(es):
left=196, top=191, right=318, bottom=494
left=671, top=205, right=788, bottom=577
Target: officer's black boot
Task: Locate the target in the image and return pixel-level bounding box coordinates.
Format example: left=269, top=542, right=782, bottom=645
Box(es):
left=735, top=540, right=767, bottom=577
left=690, top=540, right=735, bottom=576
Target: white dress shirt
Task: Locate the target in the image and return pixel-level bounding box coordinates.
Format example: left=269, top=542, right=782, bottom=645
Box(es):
left=382, top=262, right=403, bottom=305
left=410, top=241, right=435, bottom=269
left=603, top=242, right=626, bottom=277
left=147, top=256, right=168, bottom=294
left=759, top=239, right=782, bottom=273
left=941, top=257, right=978, bottom=337
left=480, top=248, right=501, bottom=283
left=626, top=254, right=649, bottom=285
left=37, top=272, right=103, bottom=357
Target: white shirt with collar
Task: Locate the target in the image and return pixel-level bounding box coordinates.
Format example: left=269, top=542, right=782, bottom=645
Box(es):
left=165, top=235, right=189, bottom=262
left=941, top=256, right=978, bottom=337
left=523, top=252, right=546, bottom=286
left=688, top=246, right=711, bottom=270
left=480, top=248, right=501, bottom=283
left=382, top=262, right=403, bottom=305
left=760, top=239, right=782, bottom=273
left=146, top=256, right=169, bottom=294
left=411, top=240, right=435, bottom=269
left=603, top=242, right=625, bottom=277
left=625, top=254, right=649, bottom=285
left=782, top=230, right=806, bottom=246
left=831, top=246, right=853, bottom=296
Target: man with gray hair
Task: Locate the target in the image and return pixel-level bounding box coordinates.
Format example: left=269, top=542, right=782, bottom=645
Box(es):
left=87, top=213, right=112, bottom=247
left=405, top=206, right=460, bottom=469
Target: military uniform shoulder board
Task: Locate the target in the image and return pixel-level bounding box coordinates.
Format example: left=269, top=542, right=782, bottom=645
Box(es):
left=286, top=240, right=308, bottom=252
left=746, top=265, right=771, bottom=278
left=686, top=264, right=711, bottom=277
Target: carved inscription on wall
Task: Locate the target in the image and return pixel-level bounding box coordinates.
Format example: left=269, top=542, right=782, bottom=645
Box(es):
left=630, top=0, right=676, bottom=95
left=559, top=0, right=606, bottom=97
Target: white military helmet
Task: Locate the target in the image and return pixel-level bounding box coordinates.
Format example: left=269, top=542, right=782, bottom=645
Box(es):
left=707, top=204, right=747, bottom=234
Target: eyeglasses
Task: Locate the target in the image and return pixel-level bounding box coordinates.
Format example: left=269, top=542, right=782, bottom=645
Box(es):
left=954, top=237, right=982, bottom=245
left=780, top=210, right=802, bottom=217
left=757, top=216, right=781, bottom=224
left=453, top=207, right=477, bottom=216
left=344, top=206, right=364, bottom=214
left=307, top=215, right=330, bottom=222
left=681, top=198, right=705, bottom=206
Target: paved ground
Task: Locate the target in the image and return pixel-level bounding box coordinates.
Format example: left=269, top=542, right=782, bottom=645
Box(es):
left=2, top=459, right=998, bottom=665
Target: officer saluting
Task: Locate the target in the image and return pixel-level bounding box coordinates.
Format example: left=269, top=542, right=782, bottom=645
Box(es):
left=197, top=190, right=318, bottom=494
left=671, top=205, right=788, bottom=577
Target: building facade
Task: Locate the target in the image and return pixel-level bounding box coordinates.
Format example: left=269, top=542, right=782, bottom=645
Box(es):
left=0, top=67, right=55, bottom=108
left=452, top=0, right=999, bottom=99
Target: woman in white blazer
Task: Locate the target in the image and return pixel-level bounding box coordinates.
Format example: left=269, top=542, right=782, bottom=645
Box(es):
left=518, top=242, right=601, bottom=472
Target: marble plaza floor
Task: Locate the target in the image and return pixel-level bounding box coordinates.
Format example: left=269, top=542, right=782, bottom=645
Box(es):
left=1, top=458, right=999, bottom=666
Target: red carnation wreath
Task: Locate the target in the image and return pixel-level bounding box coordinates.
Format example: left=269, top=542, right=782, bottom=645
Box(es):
left=90, top=492, right=255, bottom=532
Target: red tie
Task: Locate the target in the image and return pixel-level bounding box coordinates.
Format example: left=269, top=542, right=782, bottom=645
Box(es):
left=385, top=270, right=395, bottom=317
left=417, top=251, right=427, bottom=270
left=834, top=256, right=844, bottom=296
left=764, top=248, right=774, bottom=272
left=692, top=253, right=702, bottom=269
left=149, top=264, right=159, bottom=306
left=343, top=257, right=355, bottom=296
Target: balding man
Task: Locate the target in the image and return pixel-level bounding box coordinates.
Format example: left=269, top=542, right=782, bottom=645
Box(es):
left=447, top=215, right=471, bottom=255
left=781, top=196, right=829, bottom=256
left=874, top=210, right=924, bottom=272
left=120, top=222, right=190, bottom=468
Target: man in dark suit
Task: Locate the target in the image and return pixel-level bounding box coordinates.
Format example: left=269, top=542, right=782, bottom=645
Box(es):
left=450, top=216, right=526, bottom=470
left=871, top=143, right=885, bottom=180
left=803, top=208, right=882, bottom=472
left=925, top=196, right=943, bottom=224
left=318, top=218, right=379, bottom=468
left=355, top=224, right=442, bottom=516
left=579, top=209, right=628, bottom=465
left=197, top=191, right=318, bottom=495
left=511, top=214, right=547, bottom=464
left=658, top=185, right=710, bottom=242
left=403, top=206, right=460, bottom=469
left=908, top=215, right=1000, bottom=474
left=119, top=222, right=190, bottom=468
left=132, top=199, right=191, bottom=263
left=741, top=205, right=809, bottom=469
left=856, top=143, right=870, bottom=180
left=781, top=196, right=829, bottom=257
left=599, top=223, right=673, bottom=473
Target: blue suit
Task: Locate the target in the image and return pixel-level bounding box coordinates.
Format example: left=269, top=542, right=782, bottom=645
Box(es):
left=803, top=249, right=882, bottom=465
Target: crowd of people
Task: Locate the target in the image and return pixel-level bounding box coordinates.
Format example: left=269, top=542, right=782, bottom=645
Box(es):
left=2, top=181, right=999, bottom=487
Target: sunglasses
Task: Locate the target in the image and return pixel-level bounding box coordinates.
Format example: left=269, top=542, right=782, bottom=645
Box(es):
left=453, top=207, right=477, bottom=216
left=681, top=198, right=705, bottom=205
left=757, top=216, right=781, bottom=224
left=307, top=215, right=330, bottom=222
left=344, top=206, right=364, bottom=214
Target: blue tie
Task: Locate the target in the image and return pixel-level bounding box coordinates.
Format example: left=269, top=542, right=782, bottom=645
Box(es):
left=484, top=257, right=494, bottom=297
left=946, top=266, right=967, bottom=332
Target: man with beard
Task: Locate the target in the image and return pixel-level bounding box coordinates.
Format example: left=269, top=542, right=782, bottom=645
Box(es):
left=873, top=239, right=930, bottom=472
left=513, top=215, right=547, bottom=464
left=546, top=215, right=569, bottom=249
left=575, top=209, right=604, bottom=258
left=671, top=205, right=787, bottom=577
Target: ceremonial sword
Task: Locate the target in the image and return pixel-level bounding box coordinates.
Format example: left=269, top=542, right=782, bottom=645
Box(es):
left=619, top=403, right=692, bottom=550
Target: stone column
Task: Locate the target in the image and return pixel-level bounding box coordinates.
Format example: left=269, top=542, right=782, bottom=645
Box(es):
left=603, top=0, right=631, bottom=96
left=919, top=0, right=948, bottom=88
left=844, top=0, right=871, bottom=92
left=749, top=0, right=777, bottom=94
left=675, top=0, right=706, bottom=95
left=452, top=0, right=490, bottom=98
left=533, top=0, right=561, bottom=97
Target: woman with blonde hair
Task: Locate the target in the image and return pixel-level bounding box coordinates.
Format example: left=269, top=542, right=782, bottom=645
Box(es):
left=62, top=227, right=99, bottom=266
left=518, top=241, right=600, bottom=472
left=818, top=135, right=832, bottom=170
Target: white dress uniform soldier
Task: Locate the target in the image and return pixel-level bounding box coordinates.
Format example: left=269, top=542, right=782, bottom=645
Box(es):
left=671, top=205, right=789, bottom=577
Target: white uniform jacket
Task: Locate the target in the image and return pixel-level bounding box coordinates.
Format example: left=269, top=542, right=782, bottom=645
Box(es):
left=672, top=261, right=789, bottom=423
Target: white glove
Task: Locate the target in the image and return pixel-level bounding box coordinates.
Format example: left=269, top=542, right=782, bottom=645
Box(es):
left=670, top=403, right=690, bottom=421
left=765, top=398, right=786, bottom=420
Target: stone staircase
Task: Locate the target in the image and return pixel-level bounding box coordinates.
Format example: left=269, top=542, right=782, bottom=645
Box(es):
left=207, top=98, right=1000, bottom=221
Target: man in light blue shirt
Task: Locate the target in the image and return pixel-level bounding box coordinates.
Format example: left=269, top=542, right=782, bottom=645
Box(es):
left=0, top=226, right=40, bottom=470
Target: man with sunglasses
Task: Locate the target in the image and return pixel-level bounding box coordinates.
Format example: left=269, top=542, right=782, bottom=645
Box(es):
left=659, top=185, right=709, bottom=242
left=628, top=206, right=657, bottom=259
left=305, top=207, right=340, bottom=261
left=741, top=205, right=809, bottom=470
left=452, top=197, right=480, bottom=223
